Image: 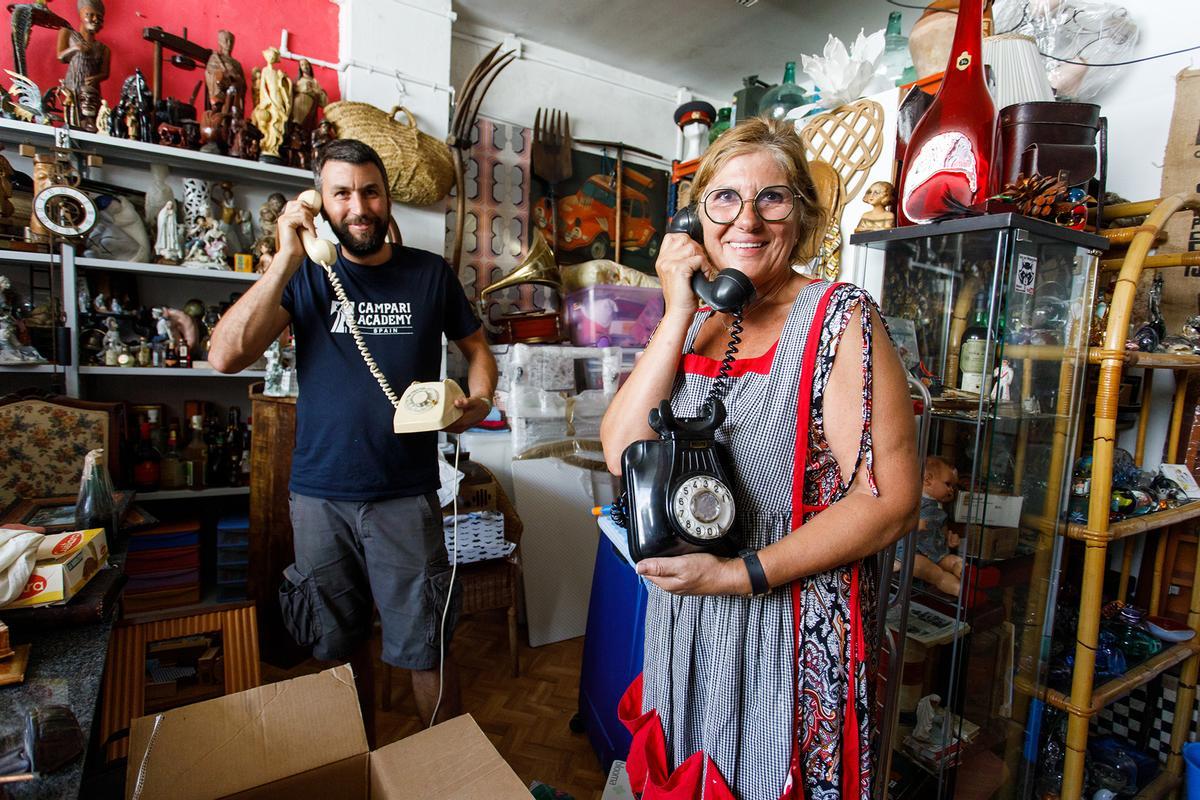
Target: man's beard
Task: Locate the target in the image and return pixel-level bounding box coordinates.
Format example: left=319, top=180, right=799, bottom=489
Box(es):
left=329, top=213, right=387, bottom=257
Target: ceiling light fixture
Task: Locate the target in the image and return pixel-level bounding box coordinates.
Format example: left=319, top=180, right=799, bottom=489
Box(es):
left=735, top=0, right=759, bottom=6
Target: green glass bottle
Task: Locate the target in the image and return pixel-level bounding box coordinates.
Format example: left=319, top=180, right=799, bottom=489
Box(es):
left=708, top=107, right=732, bottom=144
left=882, top=11, right=916, bottom=86
left=958, top=293, right=990, bottom=393
left=759, top=62, right=807, bottom=121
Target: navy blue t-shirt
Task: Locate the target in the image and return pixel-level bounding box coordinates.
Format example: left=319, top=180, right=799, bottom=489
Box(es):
left=280, top=245, right=479, bottom=500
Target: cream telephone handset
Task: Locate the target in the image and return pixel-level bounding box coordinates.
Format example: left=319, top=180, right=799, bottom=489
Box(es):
left=296, top=190, right=465, bottom=434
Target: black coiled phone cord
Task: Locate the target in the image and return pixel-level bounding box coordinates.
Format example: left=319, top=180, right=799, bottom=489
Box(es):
left=706, top=307, right=744, bottom=411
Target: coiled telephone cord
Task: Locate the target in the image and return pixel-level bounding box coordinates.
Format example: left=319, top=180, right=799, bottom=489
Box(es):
left=320, top=262, right=402, bottom=409
left=706, top=308, right=744, bottom=412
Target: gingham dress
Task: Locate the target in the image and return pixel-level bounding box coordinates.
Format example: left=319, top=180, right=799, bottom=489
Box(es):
left=619, top=280, right=882, bottom=800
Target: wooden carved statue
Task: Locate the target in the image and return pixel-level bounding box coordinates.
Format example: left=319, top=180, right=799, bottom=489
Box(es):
left=56, top=0, right=110, bottom=132
left=205, top=30, right=246, bottom=118
left=290, top=58, right=326, bottom=132
left=251, top=48, right=291, bottom=163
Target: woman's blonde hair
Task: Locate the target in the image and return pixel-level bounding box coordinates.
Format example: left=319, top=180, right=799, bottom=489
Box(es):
left=690, top=116, right=824, bottom=265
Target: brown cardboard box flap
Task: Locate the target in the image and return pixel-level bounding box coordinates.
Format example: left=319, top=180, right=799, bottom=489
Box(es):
left=127, top=664, right=368, bottom=800
left=369, top=714, right=529, bottom=799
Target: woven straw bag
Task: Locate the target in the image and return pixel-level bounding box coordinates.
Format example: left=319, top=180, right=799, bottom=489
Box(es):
left=322, top=103, right=455, bottom=206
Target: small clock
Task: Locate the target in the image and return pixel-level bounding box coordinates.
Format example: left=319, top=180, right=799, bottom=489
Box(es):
left=33, top=185, right=98, bottom=238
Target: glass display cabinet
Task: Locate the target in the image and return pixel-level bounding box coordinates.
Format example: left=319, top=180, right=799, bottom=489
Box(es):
left=852, top=215, right=1107, bottom=799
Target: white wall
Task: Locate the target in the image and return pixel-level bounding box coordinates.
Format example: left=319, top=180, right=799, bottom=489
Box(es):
left=336, top=0, right=455, bottom=254
left=450, top=21, right=721, bottom=171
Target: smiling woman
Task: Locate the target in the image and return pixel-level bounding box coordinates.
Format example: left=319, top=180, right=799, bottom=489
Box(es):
left=599, top=116, right=921, bottom=800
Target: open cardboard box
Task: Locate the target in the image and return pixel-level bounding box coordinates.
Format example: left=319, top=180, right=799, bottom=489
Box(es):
left=126, top=664, right=530, bottom=799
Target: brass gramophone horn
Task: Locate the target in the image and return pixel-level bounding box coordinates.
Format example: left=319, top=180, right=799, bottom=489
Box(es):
left=479, top=229, right=562, bottom=303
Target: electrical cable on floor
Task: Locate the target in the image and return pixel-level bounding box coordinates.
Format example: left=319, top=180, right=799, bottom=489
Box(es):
left=430, top=436, right=461, bottom=728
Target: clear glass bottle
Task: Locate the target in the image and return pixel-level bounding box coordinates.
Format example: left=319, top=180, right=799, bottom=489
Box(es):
left=759, top=62, right=808, bottom=121
left=897, top=0, right=996, bottom=224
left=183, top=414, right=207, bottom=490
left=708, top=107, right=732, bottom=144
left=75, top=448, right=118, bottom=539
left=958, top=293, right=989, bottom=393
left=882, top=11, right=916, bottom=86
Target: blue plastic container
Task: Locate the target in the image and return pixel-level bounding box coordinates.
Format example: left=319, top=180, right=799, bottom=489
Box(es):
left=577, top=527, right=649, bottom=773
left=1185, top=742, right=1200, bottom=799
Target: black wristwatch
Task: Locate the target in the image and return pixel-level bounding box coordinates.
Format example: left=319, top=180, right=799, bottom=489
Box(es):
left=739, top=548, right=770, bottom=597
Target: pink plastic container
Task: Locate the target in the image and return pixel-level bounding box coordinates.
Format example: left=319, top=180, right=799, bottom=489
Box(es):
left=565, top=285, right=664, bottom=348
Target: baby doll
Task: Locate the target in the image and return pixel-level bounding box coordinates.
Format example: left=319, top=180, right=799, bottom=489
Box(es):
left=898, top=455, right=964, bottom=596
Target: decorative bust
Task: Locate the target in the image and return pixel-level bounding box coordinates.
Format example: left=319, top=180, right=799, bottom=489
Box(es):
left=854, top=181, right=896, bottom=233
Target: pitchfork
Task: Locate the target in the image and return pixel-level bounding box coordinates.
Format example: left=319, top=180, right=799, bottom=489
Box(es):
left=532, top=108, right=574, bottom=250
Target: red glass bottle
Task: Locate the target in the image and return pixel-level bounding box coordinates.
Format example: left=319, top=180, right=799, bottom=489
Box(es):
left=898, top=0, right=996, bottom=224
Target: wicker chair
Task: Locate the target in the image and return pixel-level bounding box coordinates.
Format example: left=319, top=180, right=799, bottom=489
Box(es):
left=381, top=463, right=524, bottom=709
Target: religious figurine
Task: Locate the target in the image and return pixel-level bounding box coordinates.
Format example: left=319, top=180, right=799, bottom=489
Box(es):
left=154, top=199, right=181, bottom=263
left=144, top=163, right=174, bottom=229
left=211, top=181, right=248, bottom=252
left=100, top=315, right=120, bottom=364
left=76, top=277, right=90, bottom=312
left=112, top=69, right=152, bottom=142
left=290, top=58, right=326, bottom=131
left=990, top=358, right=1014, bottom=402
left=92, top=292, right=107, bottom=313
left=94, top=97, right=110, bottom=135
left=56, top=0, right=110, bottom=132
left=281, top=124, right=308, bottom=170
left=205, top=30, right=246, bottom=120
left=251, top=47, right=291, bottom=164
left=310, top=117, right=334, bottom=165
left=854, top=181, right=896, bottom=233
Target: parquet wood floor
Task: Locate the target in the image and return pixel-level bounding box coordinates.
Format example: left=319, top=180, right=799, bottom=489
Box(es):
left=261, top=608, right=608, bottom=799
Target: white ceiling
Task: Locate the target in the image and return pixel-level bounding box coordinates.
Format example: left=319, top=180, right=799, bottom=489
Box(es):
left=451, top=0, right=917, bottom=103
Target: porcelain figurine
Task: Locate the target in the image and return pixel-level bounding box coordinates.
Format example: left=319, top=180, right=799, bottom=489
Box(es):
left=854, top=180, right=897, bottom=233
left=143, top=163, right=174, bottom=228
left=56, top=0, right=109, bottom=132
left=154, top=200, right=181, bottom=263
left=251, top=47, right=291, bottom=163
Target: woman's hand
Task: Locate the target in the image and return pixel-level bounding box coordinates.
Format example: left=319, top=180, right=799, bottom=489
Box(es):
left=636, top=553, right=751, bottom=596
left=655, top=232, right=709, bottom=324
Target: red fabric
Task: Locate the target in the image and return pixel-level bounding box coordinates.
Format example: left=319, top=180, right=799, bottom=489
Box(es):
left=619, top=675, right=737, bottom=800
left=841, top=563, right=864, bottom=797
left=682, top=340, right=779, bottom=378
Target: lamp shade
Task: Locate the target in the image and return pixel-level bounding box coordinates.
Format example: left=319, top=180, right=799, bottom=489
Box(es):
left=983, top=33, right=1055, bottom=110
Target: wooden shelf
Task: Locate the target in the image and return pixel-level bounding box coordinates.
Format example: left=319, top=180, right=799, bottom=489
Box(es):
left=0, top=363, right=60, bottom=373
left=134, top=486, right=249, bottom=501
left=1031, top=639, right=1200, bottom=717
left=1067, top=500, right=1200, bottom=543
left=75, top=257, right=259, bottom=283
left=1134, top=771, right=1182, bottom=799
left=79, top=366, right=265, bottom=378
left=1088, top=348, right=1200, bottom=370
left=0, top=117, right=311, bottom=188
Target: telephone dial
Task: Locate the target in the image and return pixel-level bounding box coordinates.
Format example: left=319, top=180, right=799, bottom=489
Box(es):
left=615, top=205, right=754, bottom=562
left=296, top=190, right=464, bottom=434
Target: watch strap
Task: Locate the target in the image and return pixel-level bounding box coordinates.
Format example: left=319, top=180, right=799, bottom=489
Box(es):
left=739, top=548, right=770, bottom=596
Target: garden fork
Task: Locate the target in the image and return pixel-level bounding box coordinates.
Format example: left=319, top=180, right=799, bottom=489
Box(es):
left=532, top=108, right=574, bottom=249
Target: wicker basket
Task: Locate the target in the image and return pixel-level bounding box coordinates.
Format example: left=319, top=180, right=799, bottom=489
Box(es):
left=322, top=103, right=455, bottom=206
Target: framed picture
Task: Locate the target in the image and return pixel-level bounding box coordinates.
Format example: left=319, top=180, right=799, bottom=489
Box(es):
left=885, top=316, right=921, bottom=372
left=1, top=492, right=133, bottom=534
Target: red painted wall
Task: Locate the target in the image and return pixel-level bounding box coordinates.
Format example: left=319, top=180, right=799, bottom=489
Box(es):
left=2, top=0, right=340, bottom=120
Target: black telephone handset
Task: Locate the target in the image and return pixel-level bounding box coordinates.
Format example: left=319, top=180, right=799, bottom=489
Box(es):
left=613, top=206, right=753, bottom=562
left=667, top=206, right=755, bottom=313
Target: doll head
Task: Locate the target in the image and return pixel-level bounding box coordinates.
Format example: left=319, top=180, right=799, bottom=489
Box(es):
left=923, top=455, right=958, bottom=503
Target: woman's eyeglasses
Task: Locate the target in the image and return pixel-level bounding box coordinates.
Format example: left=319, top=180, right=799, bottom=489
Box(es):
left=702, top=185, right=801, bottom=225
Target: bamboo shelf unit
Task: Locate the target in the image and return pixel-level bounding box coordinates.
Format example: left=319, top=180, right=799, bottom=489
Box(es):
left=1058, top=192, right=1200, bottom=800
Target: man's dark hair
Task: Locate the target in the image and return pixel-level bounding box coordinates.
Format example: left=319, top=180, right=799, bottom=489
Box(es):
left=313, top=139, right=390, bottom=193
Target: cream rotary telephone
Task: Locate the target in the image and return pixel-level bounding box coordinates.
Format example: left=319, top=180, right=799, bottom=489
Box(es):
left=296, top=189, right=465, bottom=434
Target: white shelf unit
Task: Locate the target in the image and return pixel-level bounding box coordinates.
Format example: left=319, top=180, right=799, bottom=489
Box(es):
left=135, top=486, right=250, bottom=501
left=0, top=363, right=61, bottom=373
left=79, top=366, right=266, bottom=378
left=75, top=256, right=260, bottom=283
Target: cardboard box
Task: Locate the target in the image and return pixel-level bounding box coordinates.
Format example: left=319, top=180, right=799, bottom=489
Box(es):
left=126, top=664, right=529, bottom=800
left=953, top=492, right=1024, bottom=528
left=1, top=528, right=108, bottom=609
left=963, top=526, right=1020, bottom=561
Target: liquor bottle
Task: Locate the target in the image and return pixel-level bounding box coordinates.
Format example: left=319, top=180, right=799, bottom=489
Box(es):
left=75, top=448, right=118, bottom=540
left=708, top=107, right=732, bottom=144
left=205, top=418, right=226, bottom=488
left=159, top=428, right=187, bottom=490
left=178, top=339, right=193, bottom=368
left=164, top=341, right=179, bottom=368
left=132, top=421, right=162, bottom=491
left=759, top=62, right=808, bottom=121
left=145, top=407, right=164, bottom=453
left=958, top=293, right=989, bottom=394
left=183, top=414, right=207, bottom=490
left=225, top=407, right=243, bottom=486
left=882, top=11, right=916, bottom=86
left=897, top=0, right=996, bottom=224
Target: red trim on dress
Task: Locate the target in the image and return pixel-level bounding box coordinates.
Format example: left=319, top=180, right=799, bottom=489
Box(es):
left=682, top=340, right=779, bottom=378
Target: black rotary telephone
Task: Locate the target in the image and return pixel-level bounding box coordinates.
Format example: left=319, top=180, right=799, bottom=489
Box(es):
left=615, top=207, right=755, bottom=562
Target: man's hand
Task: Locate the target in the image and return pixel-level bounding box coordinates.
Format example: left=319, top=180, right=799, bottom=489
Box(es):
left=635, top=553, right=750, bottom=596
left=443, top=395, right=492, bottom=434
left=273, top=197, right=319, bottom=277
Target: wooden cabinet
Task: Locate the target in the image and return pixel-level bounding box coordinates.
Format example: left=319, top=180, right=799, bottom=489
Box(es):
left=247, top=386, right=306, bottom=666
